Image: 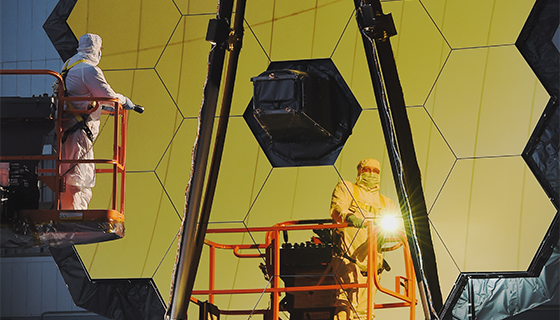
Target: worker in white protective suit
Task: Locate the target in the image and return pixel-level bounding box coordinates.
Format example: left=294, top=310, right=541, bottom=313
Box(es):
left=330, top=158, right=403, bottom=319
left=59, top=33, right=136, bottom=210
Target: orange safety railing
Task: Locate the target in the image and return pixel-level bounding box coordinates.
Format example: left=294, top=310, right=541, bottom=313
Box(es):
left=0, top=69, right=127, bottom=216
left=193, top=220, right=416, bottom=319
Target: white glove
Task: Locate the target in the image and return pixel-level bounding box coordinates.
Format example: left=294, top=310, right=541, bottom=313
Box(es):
left=123, top=97, right=135, bottom=110
left=102, top=105, right=115, bottom=113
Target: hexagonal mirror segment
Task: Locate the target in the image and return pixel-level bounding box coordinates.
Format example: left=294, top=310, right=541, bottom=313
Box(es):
left=244, top=58, right=362, bottom=167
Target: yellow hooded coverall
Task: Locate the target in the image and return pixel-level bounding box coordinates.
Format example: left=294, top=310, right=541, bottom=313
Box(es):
left=330, top=158, right=400, bottom=319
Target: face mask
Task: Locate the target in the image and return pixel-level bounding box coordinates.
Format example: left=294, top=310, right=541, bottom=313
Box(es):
left=357, top=171, right=380, bottom=190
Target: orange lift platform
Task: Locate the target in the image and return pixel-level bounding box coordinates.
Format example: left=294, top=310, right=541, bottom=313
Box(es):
left=0, top=69, right=127, bottom=248
left=191, top=219, right=417, bottom=320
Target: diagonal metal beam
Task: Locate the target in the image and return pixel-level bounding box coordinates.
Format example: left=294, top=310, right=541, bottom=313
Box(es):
left=353, top=0, right=443, bottom=318
left=165, top=0, right=247, bottom=318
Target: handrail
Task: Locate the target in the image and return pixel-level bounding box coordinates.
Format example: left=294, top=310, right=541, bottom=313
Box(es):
left=0, top=69, right=63, bottom=81
left=0, top=69, right=127, bottom=215
left=196, top=220, right=417, bottom=319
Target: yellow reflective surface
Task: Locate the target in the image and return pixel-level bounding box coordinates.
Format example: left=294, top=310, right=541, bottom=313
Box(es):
left=67, top=0, right=554, bottom=318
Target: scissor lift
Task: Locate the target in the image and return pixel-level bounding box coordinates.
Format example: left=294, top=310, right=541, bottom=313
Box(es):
left=0, top=69, right=128, bottom=247
left=191, top=219, right=417, bottom=320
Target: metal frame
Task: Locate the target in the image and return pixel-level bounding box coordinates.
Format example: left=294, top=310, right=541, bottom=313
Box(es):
left=166, top=0, right=248, bottom=318
left=353, top=0, right=443, bottom=316
left=0, top=69, right=128, bottom=237
left=192, top=220, right=417, bottom=319
left=169, top=0, right=440, bottom=317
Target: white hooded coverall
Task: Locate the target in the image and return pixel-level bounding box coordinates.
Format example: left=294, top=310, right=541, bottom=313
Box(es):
left=60, top=33, right=132, bottom=210
left=330, top=158, right=400, bottom=319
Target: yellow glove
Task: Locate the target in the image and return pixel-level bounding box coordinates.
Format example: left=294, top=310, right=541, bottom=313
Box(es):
left=346, top=215, right=365, bottom=228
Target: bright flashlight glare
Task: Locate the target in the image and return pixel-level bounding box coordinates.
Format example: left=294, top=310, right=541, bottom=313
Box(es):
left=380, top=215, right=399, bottom=232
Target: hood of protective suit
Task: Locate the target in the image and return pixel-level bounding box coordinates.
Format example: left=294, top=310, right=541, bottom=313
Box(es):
left=356, top=158, right=381, bottom=192
left=76, top=33, right=103, bottom=66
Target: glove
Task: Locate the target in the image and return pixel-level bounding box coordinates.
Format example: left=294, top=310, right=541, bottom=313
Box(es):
left=123, top=97, right=135, bottom=110
left=346, top=215, right=365, bottom=228
left=102, top=105, right=115, bottom=112
left=102, top=105, right=115, bottom=116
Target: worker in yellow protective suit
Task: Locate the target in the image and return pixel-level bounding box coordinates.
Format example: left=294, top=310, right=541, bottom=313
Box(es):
left=59, top=33, right=136, bottom=210
left=330, top=158, right=402, bottom=319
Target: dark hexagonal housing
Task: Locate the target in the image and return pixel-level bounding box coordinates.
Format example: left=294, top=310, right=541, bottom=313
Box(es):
left=244, top=58, right=362, bottom=167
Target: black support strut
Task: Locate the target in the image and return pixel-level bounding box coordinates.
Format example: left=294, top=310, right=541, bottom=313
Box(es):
left=353, top=0, right=443, bottom=318
left=166, top=0, right=246, bottom=318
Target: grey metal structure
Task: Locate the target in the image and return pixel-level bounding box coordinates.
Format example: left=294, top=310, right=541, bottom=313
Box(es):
left=353, top=0, right=444, bottom=318
left=165, top=0, right=247, bottom=319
